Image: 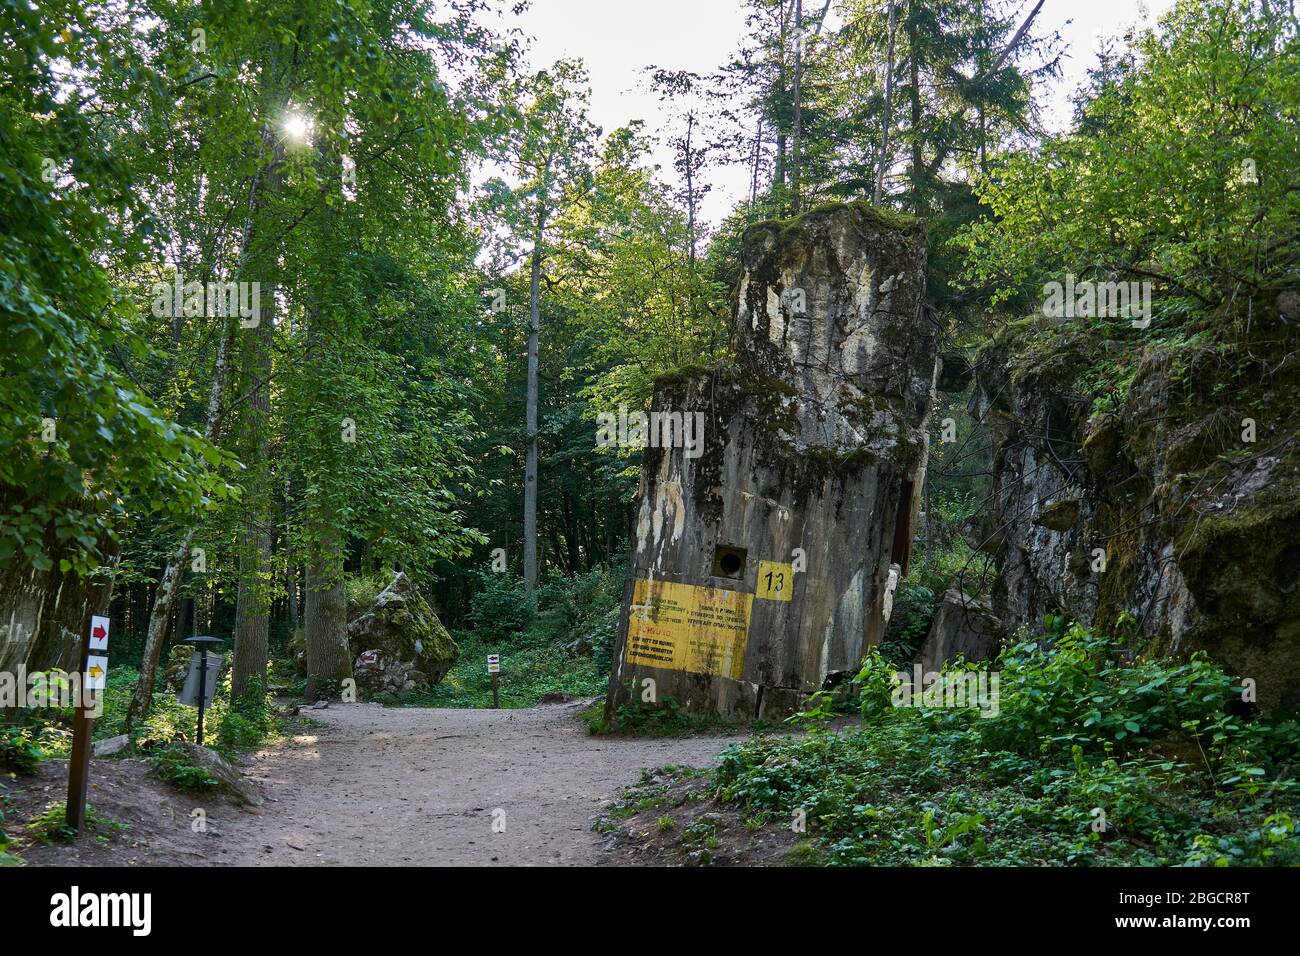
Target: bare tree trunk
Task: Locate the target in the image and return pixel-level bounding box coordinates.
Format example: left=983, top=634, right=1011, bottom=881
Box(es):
left=875, top=0, right=898, bottom=204
left=908, top=0, right=923, bottom=214
left=774, top=0, right=789, bottom=203
left=684, top=111, right=698, bottom=323
left=304, top=536, right=350, bottom=702
left=790, top=0, right=804, bottom=212
left=232, top=290, right=275, bottom=699
left=523, top=205, right=546, bottom=598
left=989, top=0, right=1045, bottom=75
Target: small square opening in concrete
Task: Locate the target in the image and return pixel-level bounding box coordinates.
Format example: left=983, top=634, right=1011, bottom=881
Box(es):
left=712, top=545, right=747, bottom=580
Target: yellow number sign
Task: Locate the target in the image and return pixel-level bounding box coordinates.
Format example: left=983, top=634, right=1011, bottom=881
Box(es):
left=756, top=561, right=793, bottom=601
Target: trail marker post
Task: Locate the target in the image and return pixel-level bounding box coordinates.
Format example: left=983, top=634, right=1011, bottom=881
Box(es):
left=66, top=613, right=110, bottom=833
left=487, top=654, right=500, bottom=708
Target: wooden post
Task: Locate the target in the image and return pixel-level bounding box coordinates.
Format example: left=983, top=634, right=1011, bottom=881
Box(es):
left=65, top=612, right=95, bottom=833
left=487, top=653, right=500, bottom=708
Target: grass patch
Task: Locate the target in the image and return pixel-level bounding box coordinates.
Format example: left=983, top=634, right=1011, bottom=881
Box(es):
left=584, top=694, right=740, bottom=737
left=145, top=745, right=219, bottom=792
left=391, top=632, right=607, bottom=709
left=388, top=565, right=620, bottom=709
left=26, top=800, right=126, bottom=845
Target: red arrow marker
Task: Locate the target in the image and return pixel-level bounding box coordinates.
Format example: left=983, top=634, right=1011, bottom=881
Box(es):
left=93, top=624, right=106, bottom=639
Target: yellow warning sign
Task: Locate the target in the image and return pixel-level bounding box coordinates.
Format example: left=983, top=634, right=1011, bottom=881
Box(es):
left=756, top=561, right=793, bottom=601
left=624, top=579, right=753, bottom=679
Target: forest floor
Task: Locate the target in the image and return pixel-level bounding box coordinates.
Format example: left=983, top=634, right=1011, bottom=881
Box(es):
left=8, top=699, right=751, bottom=866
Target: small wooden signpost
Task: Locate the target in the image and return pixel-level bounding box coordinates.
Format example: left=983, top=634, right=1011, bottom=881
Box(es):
left=66, top=612, right=109, bottom=833
left=487, top=654, right=500, bottom=708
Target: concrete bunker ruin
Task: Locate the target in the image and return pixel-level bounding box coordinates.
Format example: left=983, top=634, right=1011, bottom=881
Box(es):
left=604, top=201, right=939, bottom=721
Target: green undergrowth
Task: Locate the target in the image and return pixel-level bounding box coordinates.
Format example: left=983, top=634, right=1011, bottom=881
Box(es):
left=0, top=802, right=19, bottom=866
left=25, top=800, right=126, bottom=845
left=390, top=632, right=608, bottom=709
left=715, top=623, right=1300, bottom=866
left=390, top=565, right=619, bottom=709
left=583, top=693, right=751, bottom=737
left=7, top=662, right=283, bottom=773
left=146, top=745, right=219, bottom=792
left=878, top=538, right=994, bottom=667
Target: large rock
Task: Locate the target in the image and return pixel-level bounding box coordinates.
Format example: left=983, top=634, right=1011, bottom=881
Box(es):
left=347, top=572, right=458, bottom=697
left=172, top=743, right=262, bottom=806
left=914, top=590, right=1002, bottom=673
left=92, top=734, right=131, bottom=757
left=974, top=316, right=1300, bottom=709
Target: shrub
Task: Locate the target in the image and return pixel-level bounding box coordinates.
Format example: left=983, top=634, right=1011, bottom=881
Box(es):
left=147, top=745, right=219, bottom=791
left=345, top=573, right=390, bottom=614
left=0, top=724, right=44, bottom=774
left=0, top=799, right=19, bottom=866
left=716, top=623, right=1300, bottom=866
left=468, top=571, right=534, bottom=639
left=26, top=801, right=123, bottom=844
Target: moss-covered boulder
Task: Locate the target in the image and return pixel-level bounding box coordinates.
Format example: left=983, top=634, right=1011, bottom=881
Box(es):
left=347, top=572, right=458, bottom=697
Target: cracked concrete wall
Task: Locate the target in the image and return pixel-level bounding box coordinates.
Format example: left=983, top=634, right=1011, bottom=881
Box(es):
left=605, top=202, right=937, bottom=721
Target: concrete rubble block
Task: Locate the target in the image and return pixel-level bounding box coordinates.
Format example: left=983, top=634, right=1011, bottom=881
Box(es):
left=92, top=734, right=131, bottom=757
left=606, top=201, right=938, bottom=721
left=914, top=589, right=1002, bottom=674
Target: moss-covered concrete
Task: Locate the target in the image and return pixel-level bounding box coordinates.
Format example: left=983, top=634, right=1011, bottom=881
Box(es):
left=973, top=293, right=1300, bottom=709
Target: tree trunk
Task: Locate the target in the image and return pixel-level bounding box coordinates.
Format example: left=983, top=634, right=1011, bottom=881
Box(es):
left=304, top=539, right=351, bottom=702
left=875, top=0, right=898, bottom=204
left=790, top=0, right=804, bottom=212
left=562, top=491, right=581, bottom=575
left=232, top=289, right=275, bottom=699
left=908, top=1, right=922, bottom=214
left=178, top=595, right=195, bottom=641
left=523, top=206, right=546, bottom=598
left=774, top=1, right=789, bottom=204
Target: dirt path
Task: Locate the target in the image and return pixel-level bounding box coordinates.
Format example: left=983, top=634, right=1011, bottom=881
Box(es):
left=216, top=701, right=746, bottom=866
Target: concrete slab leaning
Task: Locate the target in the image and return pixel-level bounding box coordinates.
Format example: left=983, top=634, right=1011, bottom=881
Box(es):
left=605, top=201, right=939, bottom=721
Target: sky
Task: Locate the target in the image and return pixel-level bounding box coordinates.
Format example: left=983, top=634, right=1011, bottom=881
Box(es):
left=502, top=0, right=1179, bottom=227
